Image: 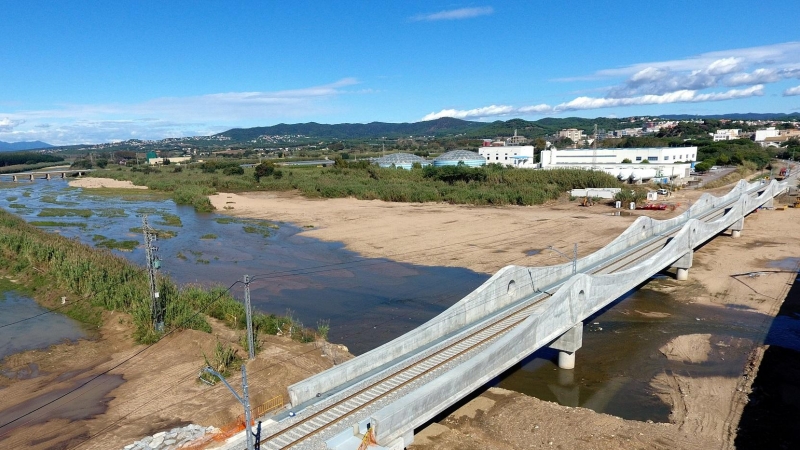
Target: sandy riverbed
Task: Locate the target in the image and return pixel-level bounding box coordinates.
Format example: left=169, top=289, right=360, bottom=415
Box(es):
left=69, top=178, right=148, bottom=189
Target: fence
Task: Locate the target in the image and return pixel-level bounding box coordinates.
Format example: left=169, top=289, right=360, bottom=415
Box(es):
left=236, top=394, right=286, bottom=425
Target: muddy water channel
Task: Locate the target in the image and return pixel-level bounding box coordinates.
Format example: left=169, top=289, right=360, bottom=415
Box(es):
left=0, top=180, right=487, bottom=355
left=0, top=289, right=90, bottom=361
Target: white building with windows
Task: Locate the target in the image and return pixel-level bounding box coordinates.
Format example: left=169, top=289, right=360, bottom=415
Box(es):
left=711, top=129, right=741, bottom=141
left=539, top=147, right=697, bottom=183
left=478, top=145, right=535, bottom=168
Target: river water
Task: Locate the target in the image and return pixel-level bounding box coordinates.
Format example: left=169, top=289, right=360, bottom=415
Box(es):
left=1, top=178, right=797, bottom=430
left=0, top=179, right=487, bottom=355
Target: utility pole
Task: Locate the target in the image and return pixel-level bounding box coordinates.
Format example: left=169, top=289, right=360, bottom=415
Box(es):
left=548, top=243, right=578, bottom=275
left=142, top=215, right=163, bottom=331
left=203, top=365, right=256, bottom=450
left=244, top=274, right=255, bottom=360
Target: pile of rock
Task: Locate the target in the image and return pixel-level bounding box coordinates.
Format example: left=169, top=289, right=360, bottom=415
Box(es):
left=123, top=424, right=219, bottom=450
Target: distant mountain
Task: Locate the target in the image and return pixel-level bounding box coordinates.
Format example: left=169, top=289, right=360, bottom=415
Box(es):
left=0, top=140, right=54, bottom=151
left=658, top=112, right=800, bottom=121
left=217, top=118, right=487, bottom=141
left=215, top=113, right=800, bottom=143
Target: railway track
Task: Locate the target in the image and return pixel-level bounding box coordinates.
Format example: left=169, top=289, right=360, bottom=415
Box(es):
left=258, top=184, right=767, bottom=449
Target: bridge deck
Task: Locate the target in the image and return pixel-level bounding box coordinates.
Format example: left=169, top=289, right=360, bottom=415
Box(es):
left=221, top=180, right=786, bottom=450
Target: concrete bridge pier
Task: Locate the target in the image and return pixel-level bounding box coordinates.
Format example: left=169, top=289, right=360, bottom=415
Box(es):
left=28, top=174, right=34, bottom=181
left=673, top=250, right=693, bottom=281
left=729, top=217, right=744, bottom=239
left=549, top=323, right=583, bottom=370
left=12, top=175, right=17, bottom=182
left=60, top=172, right=66, bottom=179
left=45, top=173, right=51, bottom=180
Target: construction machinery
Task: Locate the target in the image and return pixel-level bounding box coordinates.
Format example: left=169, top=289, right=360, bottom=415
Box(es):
left=580, top=196, right=594, bottom=207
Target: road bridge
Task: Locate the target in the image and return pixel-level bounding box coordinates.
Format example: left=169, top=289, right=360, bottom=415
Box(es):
left=220, top=178, right=788, bottom=450
left=0, top=169, right=91, bottom=182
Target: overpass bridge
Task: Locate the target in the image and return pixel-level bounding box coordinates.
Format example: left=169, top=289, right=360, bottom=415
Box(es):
left=0, top=168, right=91, bottom=182
left=221, top=178, right=788, bottom=450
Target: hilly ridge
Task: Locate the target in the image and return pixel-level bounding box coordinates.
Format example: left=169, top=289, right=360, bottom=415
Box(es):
left=216, top=113, right=799, bottom=143
left=0, top=140, right=53, bottom=151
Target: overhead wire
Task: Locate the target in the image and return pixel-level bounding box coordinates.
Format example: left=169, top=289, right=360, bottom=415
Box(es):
left=0, top=279, right=242, bottom=434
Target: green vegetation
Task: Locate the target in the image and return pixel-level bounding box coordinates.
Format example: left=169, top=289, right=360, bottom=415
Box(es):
left=38, top=207, right=93, bottom=218
left=90, top=163, right=622, bottom=210
left=30, top=220, right=88, bottom=228
left=155, top=212, right=183, bottom=227
left=8, top=203, right=27, bottom=209
left=200, top=339, right=241, bottom=383
left=96, top=208, right=128, bottom=218
left=0, top=152, right=64, bottom=169
left=40, top=195, right=79, bottom=206
left=129, top=226, right=177, bottom=239
left=92, top=234, right=139, bottom=251
left=0, top=208, right=323, bottom=347
left=6, top=196, right=18, bottom=202
left=200, top=233, right=217, bottom=239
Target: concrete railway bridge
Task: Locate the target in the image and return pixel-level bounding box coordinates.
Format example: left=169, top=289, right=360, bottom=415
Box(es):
left=222, top=178, right=788, bottom=450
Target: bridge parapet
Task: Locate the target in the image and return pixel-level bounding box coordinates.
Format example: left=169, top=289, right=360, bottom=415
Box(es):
left=287, top=179, right=786, bottom=409
left=369, top=179, right=786, bottom=446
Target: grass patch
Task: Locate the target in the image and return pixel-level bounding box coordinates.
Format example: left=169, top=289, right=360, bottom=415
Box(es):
left=176, top=252, right=188, bottom=260
left=6, top=196, right=18, bottom=202
left=22, top=191, right=31, bottom=197
left=129, top=227, right=177, bottom=239
left=200, top=233, right=217, bottom=239
left=215, top=217, right=235, bottom=224
left=92, top=234, right=139, bottom=251
left=38, top=208, right=93, bottom=218
left=8, top=203, right=26, bottom=209
left=196, top=258, right=210, bottom=264
left=97, top=208, right=128, bottom=218
left=155, top=212, right=183, bottom=227
left=30, top=220, right=88, bottom=229
left=78, top=188, right=170, bottom=202
left=40, top=195, right=79, bottom=206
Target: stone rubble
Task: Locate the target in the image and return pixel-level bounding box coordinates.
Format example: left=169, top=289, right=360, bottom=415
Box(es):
left=122, top=424, right=219, bottom=450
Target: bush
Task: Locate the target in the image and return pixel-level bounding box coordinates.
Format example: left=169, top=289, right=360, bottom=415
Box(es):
left=223, top=166, right=244, bottom=176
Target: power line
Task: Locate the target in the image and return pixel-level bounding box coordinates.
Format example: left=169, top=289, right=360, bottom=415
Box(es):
left=0, top=280, right=241, bottom=433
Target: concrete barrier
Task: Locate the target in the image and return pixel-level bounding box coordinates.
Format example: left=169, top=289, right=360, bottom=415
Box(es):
left=287, top=180, right=786, bottom=408
left=370, top=180, right=786, bottom=445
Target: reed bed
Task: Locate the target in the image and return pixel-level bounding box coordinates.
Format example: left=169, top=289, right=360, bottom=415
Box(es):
left=0, top=208, right=319, bottom=347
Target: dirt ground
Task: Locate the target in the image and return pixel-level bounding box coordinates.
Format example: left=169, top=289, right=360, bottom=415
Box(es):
left=0, top=309, right=347, bottom=449
left=1, top=179, right=796, bottom=449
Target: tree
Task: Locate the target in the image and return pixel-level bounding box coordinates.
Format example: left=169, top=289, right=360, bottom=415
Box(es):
left=534, top=138, right=547, bottom=151
left=694, top=162, right=711, bottom=173
left=254, top=161, right=275, bottom=181
left=621, top=158, right=632, bottom=164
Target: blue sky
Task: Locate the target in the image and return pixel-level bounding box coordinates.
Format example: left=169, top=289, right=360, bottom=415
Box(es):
left=1, top=1, right=799, bottom=145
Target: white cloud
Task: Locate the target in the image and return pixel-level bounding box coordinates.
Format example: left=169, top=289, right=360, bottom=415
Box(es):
left=785, top=85, right=800, bottom=96
left=0, top=117, right=24, bottom=132
left=412, top=7, right=494, bottom=22
left=421, top=86, right=764, bottom=120
left=556, top=85, right=763, bottom=111
left=0, top=79, right=361, bottom=145
left=422, top=104, right=515, bottom=121
left=591, top=42, right=800, bottom=79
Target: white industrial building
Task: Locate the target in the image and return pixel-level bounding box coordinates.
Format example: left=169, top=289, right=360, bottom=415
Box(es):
left=478, top=145, right=535, bottom=168
left=539, top=147, right=697, bottom=183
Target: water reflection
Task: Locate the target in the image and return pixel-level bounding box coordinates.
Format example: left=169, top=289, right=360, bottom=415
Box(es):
left=0, top=290, right=88, bottom=361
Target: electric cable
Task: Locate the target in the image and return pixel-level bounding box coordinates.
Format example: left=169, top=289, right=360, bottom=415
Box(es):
left=0, top=279, right=242, bottom=433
